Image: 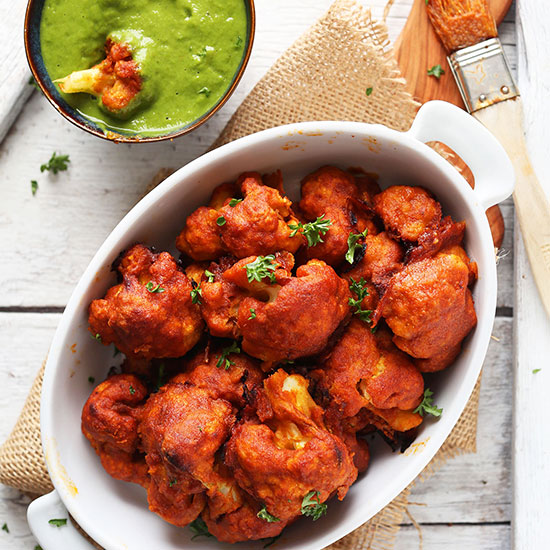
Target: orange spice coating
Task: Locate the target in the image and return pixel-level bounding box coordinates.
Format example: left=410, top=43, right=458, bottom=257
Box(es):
left=88, top=245, right=203, bottom=362
left=81, top=374, right=149, bottom=487
left=374, top=185, right=442, bottom=242
left=139, top=382, right=237, bottom=526
left=299, top=166, right=379, bottom=266
left=228, top=258, right=351, bottom=363
left=225, top=370, right=357, bottom=522
left=377, top=245, right=478, bottom=371
left=426, top=0, right=498, bottom=52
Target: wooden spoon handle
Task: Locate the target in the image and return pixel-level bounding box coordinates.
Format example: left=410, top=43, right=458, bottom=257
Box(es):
left=475, top=99, right=550, bottom=318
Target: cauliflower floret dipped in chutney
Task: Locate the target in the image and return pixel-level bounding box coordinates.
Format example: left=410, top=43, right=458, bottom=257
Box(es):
left=40, top=0, right=248, bottom=136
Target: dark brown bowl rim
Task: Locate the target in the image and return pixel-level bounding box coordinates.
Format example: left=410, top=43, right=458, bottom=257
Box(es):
left=24, top=0, right=256, bottom=144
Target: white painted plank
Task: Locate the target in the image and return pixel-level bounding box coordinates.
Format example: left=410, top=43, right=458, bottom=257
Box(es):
left=394, top=524, right=510, bottom=550
left=513, top=2, right=550, bottom=549
left=0, top=0, right=33, bottom=143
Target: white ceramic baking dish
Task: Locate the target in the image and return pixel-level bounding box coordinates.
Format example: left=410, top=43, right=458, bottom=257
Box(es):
left=27, top=101, right=514, bottom=550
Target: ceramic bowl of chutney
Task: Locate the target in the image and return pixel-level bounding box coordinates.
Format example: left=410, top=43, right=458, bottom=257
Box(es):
left=24, top=0, right=255, bottom=143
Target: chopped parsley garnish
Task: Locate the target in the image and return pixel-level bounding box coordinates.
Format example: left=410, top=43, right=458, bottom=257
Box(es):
left=257, top=507, right=280, bottom=523
left=156, top=362, right=166, bottom=391
left=145, top=282, right=165, bottom=293
left=189, top=518, right=213, bottom=540
left=48, top=518, right=67, bottom=528
left=301, top=490, right=327, bottom=521
left=413, top=388, right=443, bottom=417
left=35, top=546, right=43, bottom=550
left=197, top=87, right=211, bottom=98
left=345, top=228, right=368, bottom=264
left=1, top=523, right=8, bottom=533
left=216, top=341, right=241, bottom=370
left=40, top=152, right=70, bottom=174
left=169, top=479, right=177, bottom=487
left=248, top=308, right=256, bottom=320
left=204, top=269, right=215, bottom=282
left=29, top=75, right=40, bottom=90
left=289, top=214, right=332, bottom=247
left=245, top=255, right=277, bottom=283
left=129, top=385, right=136, bottom=395
left=348, top=278, right=373, bottom=323
left=229, top=198, right=242, bottom=207
left=236, top=36, right=243, bottom=47
left=366, top=87, right=373, bottom=96
left=91, top=333, right=102, bottom=343
left=216, top=215, right=226, bottom=226
left=190, top=284, right=202, bottom=305
left=88, top=376, right=95, bottom=384
left=427, top=64, right=445, bottom=79
left=31, top=180, right=38, bottom=196
left=533, top=368, right=542, bottom=374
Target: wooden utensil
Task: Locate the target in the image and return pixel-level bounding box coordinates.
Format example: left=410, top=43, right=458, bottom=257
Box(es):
left=423, top=0, right=550, bottom=318
left=394, top=0, right=513, bottom=248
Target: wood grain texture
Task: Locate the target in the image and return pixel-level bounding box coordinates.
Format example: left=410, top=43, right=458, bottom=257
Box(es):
left=393, top=0, right=513, bottom=249
left=394, top=0, right=513, bottom=107
left=475, top=100, right=550, bottom=317
left=514, top=2, right=550, bottom=549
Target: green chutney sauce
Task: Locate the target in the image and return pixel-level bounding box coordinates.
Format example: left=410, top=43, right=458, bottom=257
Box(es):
left=40, top=0, right=247, bottom=137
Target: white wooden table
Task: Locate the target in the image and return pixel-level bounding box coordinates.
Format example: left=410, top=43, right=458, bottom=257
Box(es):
left=1, top=1, right=548, bottom=548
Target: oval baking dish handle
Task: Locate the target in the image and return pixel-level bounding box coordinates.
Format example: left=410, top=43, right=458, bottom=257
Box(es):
left=407, top=100, right=515, bottom=210
left=27, top=490, right=97, bottom=550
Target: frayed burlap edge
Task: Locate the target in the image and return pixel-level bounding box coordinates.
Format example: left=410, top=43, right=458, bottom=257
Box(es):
left=0, top=1, right=481, bottom=548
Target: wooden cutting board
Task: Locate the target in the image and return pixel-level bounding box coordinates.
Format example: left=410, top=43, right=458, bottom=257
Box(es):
left=394, top=0, right=513, bottom=248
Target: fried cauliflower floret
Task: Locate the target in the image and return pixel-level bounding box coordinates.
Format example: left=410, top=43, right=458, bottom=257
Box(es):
left=174, top=346, right=264, bottom=408
left=318, top=320, right=423, bottom=414
left=343, top=231, right=404, bottom=289
left=223, top=256, right=351, bottom=363
left=225, top=370, right=357, bottom=522
left=139, top=382, right=237, bottom=526
left=299, top=166, right=378, bottom=266
left=377, top=245, right=478, bottom=372
left=88, top=245, right=203, bottom=362
left=219, top=172, right=302, bottom=257
left=81, top=374, right=149, bottom=486
left=202, top=495, right=288, bottom=544
left=56, top=39, right=142, bottom=116
left=373, top=185, right=442, bottom=241
left=177, top=173, right=301, bottom=261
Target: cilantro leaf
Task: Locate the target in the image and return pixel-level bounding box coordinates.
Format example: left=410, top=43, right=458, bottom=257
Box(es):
left=229, top=198, right=242, bottom=207
left=197, top=87, right=211, bottom=98
left=345, top=228, right=368, bottom=264
left=1, top=523, right=8, bottom=533
left=31, top=180, right=38, bottom=196
left=88, top=376, right=95, bottom=384
left=40, top=152, right=70, bottom=174
left=48, top=518, right=67, bottom=527
left=216, top=341, right=241, bottom=370
left=189, top=518, right=213, bottom=540
left=248, top=308, right=256, bottom=320
left=257, top=507, right=281, bottom=523
left=145, top=282, right=165, bottom=293
left=216, top=215, right=226, bottom=226
left=413, top=388, right=443, bottom=417
left=348, top=277, right=373, bottom=323
left=204, top=269, right=215, bottom=282
left=427, top=64, right=445, bottom=79
left=366, top=87, right=373, bottom=96
left=245, top=255, right=277, bottom=284
left=301, top=490, right=327, bottom=521
left=190, top=283, right=202, bottom=305
left=289, top=214, right=332, bottom=247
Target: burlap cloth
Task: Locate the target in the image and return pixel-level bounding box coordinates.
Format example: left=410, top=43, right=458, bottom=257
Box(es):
left=0, top=1, right=482, bottom=548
